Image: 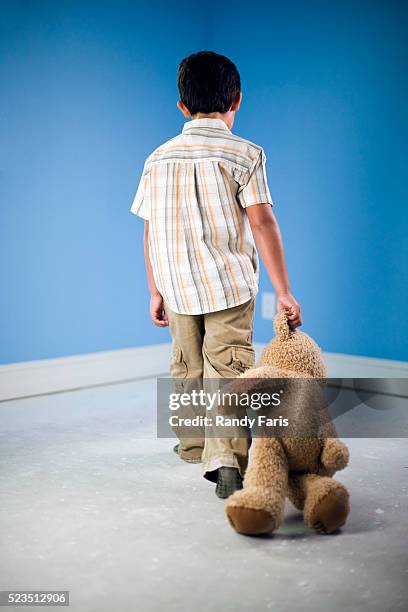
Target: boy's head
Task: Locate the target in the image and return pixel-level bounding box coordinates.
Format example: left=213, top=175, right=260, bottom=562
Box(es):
left=177, top=51, right=242, bottom=125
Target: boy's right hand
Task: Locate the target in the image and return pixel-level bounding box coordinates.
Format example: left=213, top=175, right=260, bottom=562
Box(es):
left=276, top=292, right=302, bottom=329
left=150, top=292, right=169, bottom=327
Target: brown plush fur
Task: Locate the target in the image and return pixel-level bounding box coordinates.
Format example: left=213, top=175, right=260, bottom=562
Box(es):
left=225, top=311, right=350, bottom=536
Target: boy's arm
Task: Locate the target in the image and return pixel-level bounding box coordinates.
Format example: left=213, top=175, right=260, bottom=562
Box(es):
left=246, top=205, right=302, bottom=328
left=144, top=221, right=169, bottom=327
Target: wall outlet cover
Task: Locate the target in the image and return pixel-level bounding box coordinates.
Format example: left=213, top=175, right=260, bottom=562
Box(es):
left=261, top=292, right=276, bottom=320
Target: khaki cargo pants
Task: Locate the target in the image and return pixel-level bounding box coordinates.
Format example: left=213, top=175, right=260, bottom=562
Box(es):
left=164, top=297, right=255, bottom=482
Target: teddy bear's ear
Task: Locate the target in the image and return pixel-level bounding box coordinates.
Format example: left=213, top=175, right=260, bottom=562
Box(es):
left=274, top=310, right=292, bottom=341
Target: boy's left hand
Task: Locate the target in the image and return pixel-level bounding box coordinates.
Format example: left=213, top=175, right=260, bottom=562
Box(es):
left=150, top=293, right=169, bottom=327
left=276, top=292, right=302, bottom=328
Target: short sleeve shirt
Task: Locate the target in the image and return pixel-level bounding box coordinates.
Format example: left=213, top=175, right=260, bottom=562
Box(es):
left=130, top=117, right=274, bottom=315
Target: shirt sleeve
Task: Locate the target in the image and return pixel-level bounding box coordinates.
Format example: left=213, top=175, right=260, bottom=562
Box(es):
left=236, top=148, right=274, bottom=209
left=130, top=159, right=151, bottom=220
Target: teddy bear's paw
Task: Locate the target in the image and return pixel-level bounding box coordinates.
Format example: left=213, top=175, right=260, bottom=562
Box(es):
left=308, top=486, right=350, bottom=534
left=225, top=505, right=277, bottom=536
left=320, top=439, right=350, bottom=473
left=225, top=488, right=284, bottom=535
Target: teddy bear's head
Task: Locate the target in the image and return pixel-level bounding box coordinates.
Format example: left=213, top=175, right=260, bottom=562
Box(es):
left=259, top=311, right=326, bottom=378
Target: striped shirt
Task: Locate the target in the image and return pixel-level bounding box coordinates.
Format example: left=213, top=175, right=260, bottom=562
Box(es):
left=130, top=117, right=274, bottom=315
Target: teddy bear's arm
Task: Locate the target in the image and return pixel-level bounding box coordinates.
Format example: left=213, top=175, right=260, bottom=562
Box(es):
left=218, top=366, right=282, bottom=415
left=319, top=438, right=349, bottom=472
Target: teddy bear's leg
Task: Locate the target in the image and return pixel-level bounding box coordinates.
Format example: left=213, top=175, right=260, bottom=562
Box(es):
left=225, top=438, right=288, bottom=535
left=286, top=475, right=308, bottom=512
left=288, top=474, right=349, bottom=534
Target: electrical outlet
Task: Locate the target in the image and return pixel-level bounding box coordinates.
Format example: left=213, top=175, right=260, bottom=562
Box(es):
left=261, top=292, right=276, bottom=320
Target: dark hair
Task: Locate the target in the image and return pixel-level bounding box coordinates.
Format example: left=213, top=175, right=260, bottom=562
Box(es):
left=177, top=51, right=241, bottom=115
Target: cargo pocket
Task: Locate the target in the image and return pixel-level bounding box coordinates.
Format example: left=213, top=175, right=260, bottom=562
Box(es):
left=230, top=346, right=255, bottom=375
left=170, top=347, right=188, bottom=391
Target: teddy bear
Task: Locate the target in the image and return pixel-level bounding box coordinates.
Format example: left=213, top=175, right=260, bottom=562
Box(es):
left=224, top=311, right=350, bottom=536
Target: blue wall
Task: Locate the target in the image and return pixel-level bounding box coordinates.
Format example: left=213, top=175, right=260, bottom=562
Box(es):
left=0, top=0, right=210, bottom=363
left=1, top=0, right=407, bottom=364
left=214, top=0, right=408, bottom=361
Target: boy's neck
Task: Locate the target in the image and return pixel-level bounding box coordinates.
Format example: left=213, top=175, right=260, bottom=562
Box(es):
left=191, top=111, right=235, bottom=130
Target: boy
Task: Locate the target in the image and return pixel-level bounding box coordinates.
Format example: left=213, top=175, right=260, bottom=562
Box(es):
left=131, top=51, right=301, bottom=498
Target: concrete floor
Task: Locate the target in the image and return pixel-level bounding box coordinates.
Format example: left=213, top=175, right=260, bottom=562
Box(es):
left=0, top=379, right=407, bottom=612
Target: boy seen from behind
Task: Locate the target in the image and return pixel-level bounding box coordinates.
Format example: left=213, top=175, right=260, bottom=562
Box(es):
left=131, top=51, right=302, bottom=498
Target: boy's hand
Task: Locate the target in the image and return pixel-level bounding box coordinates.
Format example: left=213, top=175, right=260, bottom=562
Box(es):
left=276, top=292, right=302, bottom=329
left=150, top=293, right=169, bottom=327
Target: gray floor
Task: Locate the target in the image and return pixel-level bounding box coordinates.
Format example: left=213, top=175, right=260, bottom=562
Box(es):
left=0, top=379, right=407, bottom=612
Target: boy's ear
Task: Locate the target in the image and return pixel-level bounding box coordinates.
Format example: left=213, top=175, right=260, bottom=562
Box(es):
left=230, top=91, right=242, bottom=112
left=177, top=100, right=192, bottom=118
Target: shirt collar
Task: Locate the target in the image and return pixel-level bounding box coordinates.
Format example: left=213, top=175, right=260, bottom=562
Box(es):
left=182, top=117, right=231, bottom=134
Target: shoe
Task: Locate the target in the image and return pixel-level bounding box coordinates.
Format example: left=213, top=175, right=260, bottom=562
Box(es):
left=173, top=444, right=202, bottom=464
left=215, top=467, right=243, bottom=499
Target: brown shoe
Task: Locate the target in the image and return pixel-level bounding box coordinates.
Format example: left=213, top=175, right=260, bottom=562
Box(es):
left=173, top=444, right=202, bottom=464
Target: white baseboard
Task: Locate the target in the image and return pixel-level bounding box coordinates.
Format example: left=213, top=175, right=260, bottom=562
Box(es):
left=0, top=343, right=407, bottom=402
left=255, top=344, right=408, bottom=378
left=321, top=351, right=408, bottom=378
left=0, top=344, right=172, bottom=402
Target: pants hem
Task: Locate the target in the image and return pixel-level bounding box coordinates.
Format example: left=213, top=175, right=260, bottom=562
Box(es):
left=202, top=454, right=242, bottom=482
